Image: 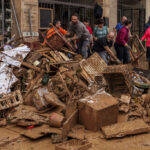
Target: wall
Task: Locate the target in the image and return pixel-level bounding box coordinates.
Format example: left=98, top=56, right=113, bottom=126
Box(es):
left=146, top=0, right=150, bottom=22
left=12, top=0, right=39, bottom=39
left=95, top=0, right=117, bottom=31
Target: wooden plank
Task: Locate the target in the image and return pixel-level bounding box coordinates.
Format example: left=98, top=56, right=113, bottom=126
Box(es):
left=24, top=71, right=44, bottom=98
left=62, top=110, right=78, bottom=138
left=59, top=52, right=70, bottom=61
left=22, top=62, right=41, bottom=72
left=21, top=0, right=39, bottom=33
left=101, top=119, right=150, bottom=139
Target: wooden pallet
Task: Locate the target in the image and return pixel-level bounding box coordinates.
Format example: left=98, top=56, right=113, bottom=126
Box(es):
left=0, top=90, right=23, bottom=111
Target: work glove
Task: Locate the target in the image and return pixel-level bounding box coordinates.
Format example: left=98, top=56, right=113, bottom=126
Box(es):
left=116, top=59, right=122, bottom=64
left=127, top=45, right=131, bottom=50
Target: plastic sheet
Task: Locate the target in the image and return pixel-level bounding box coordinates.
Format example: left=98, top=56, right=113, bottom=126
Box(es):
left=0, top=62, right=18, bottom=95
left=0, top=45, right=30, bottom=67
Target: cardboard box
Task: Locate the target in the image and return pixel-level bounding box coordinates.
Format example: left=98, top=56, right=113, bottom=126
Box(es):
left=78, top=91, right=118, bottom=131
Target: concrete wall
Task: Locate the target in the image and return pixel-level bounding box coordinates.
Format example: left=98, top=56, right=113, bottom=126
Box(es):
left=146, top=0, right=150, bottom=22
left=96, top=0, right=117, bottom=31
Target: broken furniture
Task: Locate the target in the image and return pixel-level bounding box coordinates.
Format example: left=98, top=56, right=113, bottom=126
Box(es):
left=55, top=139, right=92, bottom=150
left=0, top=90, right=23, bottom=111
left=80, top=52, right=107, bottom=81
left=102, top=65, right=133, bottom=96
left=40, top=25, right=75, bottom=51
left=130, top=34, right=146, bottom=64
left=78, top=91, right=118, bottom=131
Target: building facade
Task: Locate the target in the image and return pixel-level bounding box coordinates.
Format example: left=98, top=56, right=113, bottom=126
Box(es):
left=1, top=0, right=150, bottom=44
left=96, top=0, right=150, bottom=36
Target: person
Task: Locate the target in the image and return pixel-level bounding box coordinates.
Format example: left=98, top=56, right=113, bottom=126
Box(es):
left=114, top=20, right=132, bottom=64
left=83, top=19, right=94, bottom=53
left=47, top=20, right=67, bottom=39
left=42, top=20, right=67, bottom=46
left=93, top=18, right=108, bottom=40
left=67, top=13, right=91, bottom=59
left=93, top=32, right=118, bottom=64
left=144, top=16, right=150, bottom=33
left=83, top=19, right=93, bottom=35
left=115, top=16, right=127, bottom=33
left=141, top=27, right=150, bottom=69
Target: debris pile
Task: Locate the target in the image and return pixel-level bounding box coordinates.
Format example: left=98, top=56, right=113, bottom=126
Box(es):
left=1, top=27, right=150, bottom=149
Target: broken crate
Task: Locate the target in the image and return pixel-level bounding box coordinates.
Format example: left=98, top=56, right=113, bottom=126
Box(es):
left=102, top=65, right=133, bottom=95
left=0, top=90, right=23, bottom=111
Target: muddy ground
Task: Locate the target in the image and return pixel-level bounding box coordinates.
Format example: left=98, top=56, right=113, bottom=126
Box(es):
left=1, top=125, right=150, bottom=150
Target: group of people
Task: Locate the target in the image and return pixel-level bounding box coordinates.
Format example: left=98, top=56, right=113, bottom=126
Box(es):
left=46, top=13, right=150, bottom=67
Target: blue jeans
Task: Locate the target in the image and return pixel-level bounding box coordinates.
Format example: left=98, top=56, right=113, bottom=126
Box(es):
left=99, top=51, right=110, bottom=64
left=78, top=40, right=90, bottom=59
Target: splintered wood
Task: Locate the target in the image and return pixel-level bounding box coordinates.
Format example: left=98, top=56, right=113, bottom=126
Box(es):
left=101, top=119, right=150, bottom=139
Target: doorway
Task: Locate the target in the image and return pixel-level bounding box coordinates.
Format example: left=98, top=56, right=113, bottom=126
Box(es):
left=118, top=0, right=146, bottom=37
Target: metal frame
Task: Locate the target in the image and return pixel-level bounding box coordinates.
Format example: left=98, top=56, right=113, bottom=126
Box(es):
left=39, top=0, right=94, bottom=9
left=0, top=0, right=5, bottom=44
left=118, top=0, right=146, bottom=36
left=39, top=0, right=94, bottom=29
left=0, top=0, right=12, bottom=45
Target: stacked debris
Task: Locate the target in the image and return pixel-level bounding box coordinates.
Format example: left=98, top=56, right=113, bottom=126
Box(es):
left=1, top=26, right=150, bottom=149
left=0, top=27, right=104, bottom=149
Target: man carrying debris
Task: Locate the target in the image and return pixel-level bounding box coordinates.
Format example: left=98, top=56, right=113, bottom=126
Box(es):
left=93, top=32, right=120, bottom=64
left=67, top=14, right=91, bottom=59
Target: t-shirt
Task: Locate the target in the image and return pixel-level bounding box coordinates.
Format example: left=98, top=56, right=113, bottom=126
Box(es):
left=86, top=26, right=93, bottom=34
left=93, top=26, right=108, bottom=39
left=93, top=36, right=113, bottom=52
left=115, top=23, right=124, bottom=33
left=68, top=21, right=90, bottom=40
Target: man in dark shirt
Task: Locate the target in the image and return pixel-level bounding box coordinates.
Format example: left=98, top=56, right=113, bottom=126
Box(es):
left=93, top=32, right=120, bottom=64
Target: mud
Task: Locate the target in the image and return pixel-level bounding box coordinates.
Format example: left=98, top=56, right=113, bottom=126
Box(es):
left=2, top=127, right=150, bottom=150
